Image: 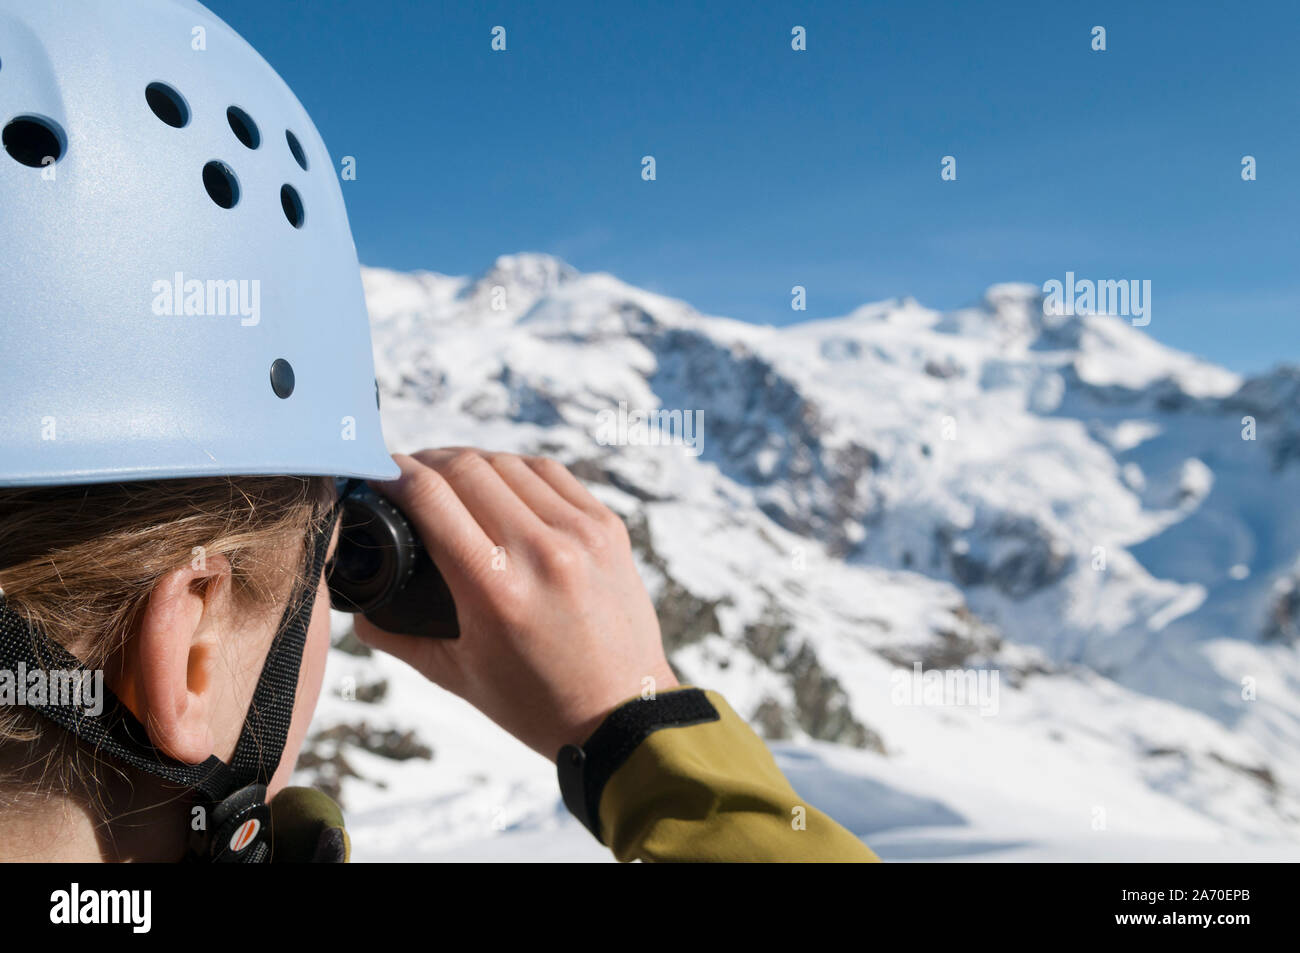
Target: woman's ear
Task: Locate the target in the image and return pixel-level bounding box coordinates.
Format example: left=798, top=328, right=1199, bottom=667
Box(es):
left=113, top=553, right=234, bottom=764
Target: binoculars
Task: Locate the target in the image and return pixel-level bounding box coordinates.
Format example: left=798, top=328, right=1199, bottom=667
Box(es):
left=326, top=481, right=459, bottom=639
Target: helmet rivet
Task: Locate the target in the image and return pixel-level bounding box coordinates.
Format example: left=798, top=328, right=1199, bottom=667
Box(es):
left=270, top=359, right=295, bottom=399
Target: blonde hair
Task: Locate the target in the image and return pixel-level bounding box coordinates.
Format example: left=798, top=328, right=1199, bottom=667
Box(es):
left=0, top=475, right=335, bottom=797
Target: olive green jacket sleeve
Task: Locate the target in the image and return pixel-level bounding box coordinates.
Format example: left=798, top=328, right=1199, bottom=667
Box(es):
left=597, top=687, right=880, bottom=862
left=269, top=786, right=351, bottom=862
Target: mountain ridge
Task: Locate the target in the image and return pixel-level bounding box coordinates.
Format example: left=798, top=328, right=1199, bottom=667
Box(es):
left=295, top=253, right=1300, bottom=858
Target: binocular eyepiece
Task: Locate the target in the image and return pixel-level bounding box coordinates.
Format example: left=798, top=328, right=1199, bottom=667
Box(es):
left=326, top=481, right=459, bottom=639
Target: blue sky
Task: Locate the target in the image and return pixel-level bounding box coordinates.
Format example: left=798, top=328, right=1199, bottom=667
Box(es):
left=209, top=0, right=1298, bottom=374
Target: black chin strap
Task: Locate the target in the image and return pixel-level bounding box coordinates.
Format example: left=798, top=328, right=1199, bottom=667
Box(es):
left=0, top=509, right=338, bottom=862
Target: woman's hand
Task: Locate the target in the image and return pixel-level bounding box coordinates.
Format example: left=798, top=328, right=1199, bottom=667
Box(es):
left=354, top=449, right=678, bottom=760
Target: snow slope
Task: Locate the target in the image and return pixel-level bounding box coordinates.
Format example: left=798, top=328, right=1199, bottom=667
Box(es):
left=293, top=254, right=1300, bottom=861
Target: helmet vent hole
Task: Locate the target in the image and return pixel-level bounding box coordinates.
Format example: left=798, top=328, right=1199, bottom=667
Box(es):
left=227, top=106, right=260, bottom=149
left=3, top=116, right=65, bottom=168
left=286, top=129, right=309, bottom=170
left=203, top=160, right=240, bottom=209
left=146, top=82, right=190, bottom=128
left=270, top=359, right=295, bottom=399
left=280, top=184, right=305, bottom=228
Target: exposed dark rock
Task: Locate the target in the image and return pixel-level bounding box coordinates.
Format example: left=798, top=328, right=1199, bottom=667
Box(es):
left=567, top=457, right=671, bottom=502
left=625, top=512, right=729, bottom=653
left=295, top=748, right=360, bottom=804
left=496, top=366, right=565, bottom=426
left=742, top=602, right=793, bottom=664
left=1271, top=431, right=1300, bottom=473
left=643, top=326, right=880, bottom=555
left=937, top=515, right=1073, bottom=599
left=459, top=391, right=499, bottom=421
left=391, top=367, right=447, bottom=404
left=333, top=627, right=372, bottom=657
left=312, top=723, right=434, bottom=762
left=1208, top=752, right=1278, bottom=794
left=1263, top=577, right=1300, bottom=644
left=1144, top=747, right=1279, bottom=800
left=751, top=696, right=794, bottom=740
left=820, top=337, right=862, bottom=361
left=655, top=578, right=728, bottom=654
left=879, top=627, right=992, bottom=672
left=876, top=604, right=1047, bottom=687
left=616, top=301, right=658, bottom=335
left=1144, top=746, right=1184, bottom=759
left=924, top=357, right=963, bottom=379
left=295, top=723, right=432, bottom=806
left=347, top=677, right=389, bottom=704
left=1223, top=364, right=1300, bottom=421
left=785, top=643, right=885, bottom=752
left=742, top=597, right=884, bottom=752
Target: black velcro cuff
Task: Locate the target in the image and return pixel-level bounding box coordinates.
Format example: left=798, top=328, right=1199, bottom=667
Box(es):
left=557, top=687, right=720, bottom=845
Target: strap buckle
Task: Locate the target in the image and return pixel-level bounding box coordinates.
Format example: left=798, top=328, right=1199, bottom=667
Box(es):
left=194, top=783, right=273, bottom=863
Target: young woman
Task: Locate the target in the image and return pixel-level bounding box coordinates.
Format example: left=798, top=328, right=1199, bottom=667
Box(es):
left=0, top=0, right=876, bottom=863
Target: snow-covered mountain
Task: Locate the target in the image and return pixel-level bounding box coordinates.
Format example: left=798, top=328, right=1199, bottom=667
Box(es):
left=294, top=253, right=1300, bottom=861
